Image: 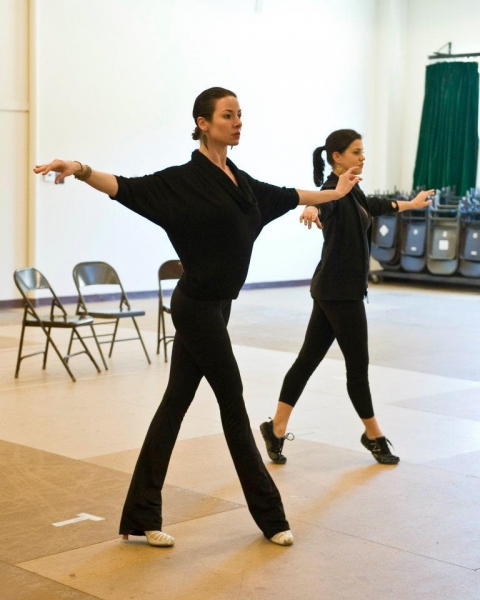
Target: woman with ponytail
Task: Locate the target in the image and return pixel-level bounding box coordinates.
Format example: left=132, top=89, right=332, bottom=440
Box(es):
left=261, top=129, right=433, bottom=466
left=35, top=91, right=360, bottom=548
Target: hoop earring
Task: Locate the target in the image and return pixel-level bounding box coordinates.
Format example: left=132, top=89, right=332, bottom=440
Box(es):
left=202, top=134, right=209, bottom=150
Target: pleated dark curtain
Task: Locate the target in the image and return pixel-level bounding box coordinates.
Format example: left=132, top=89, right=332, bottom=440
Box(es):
left=413, top=61, right=479, bottom=194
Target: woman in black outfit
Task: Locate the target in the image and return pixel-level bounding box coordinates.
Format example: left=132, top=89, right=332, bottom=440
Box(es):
left=261, top=129, right=433, bottom=467
left=34, top=89, right=360, bottom=547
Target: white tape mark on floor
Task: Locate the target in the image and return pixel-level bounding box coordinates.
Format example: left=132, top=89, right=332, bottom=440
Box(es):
left=52, top=512, right=105, bottom=527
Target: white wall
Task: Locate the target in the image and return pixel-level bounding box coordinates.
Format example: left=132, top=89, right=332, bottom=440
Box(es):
left=368, top=0, right=408, bottom=194
left=0, top=0, right=29, bottom=300
left=27, top=0, right=377, bottom=298
left=2, top=0, right=479, bottom=301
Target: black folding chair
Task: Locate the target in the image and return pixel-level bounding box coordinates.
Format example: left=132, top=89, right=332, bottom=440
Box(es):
left=157, top=260, right=183, bottom=362
left=371, top=213, right=400, bottom=265
left=370, top=191, right=404, bottom=271
left=13, top=268, right=101, bottom=382
left=459, top=191, right=480, bottom=277
left=400, top=209, right=428, bottom=273
left=70, top=261, right=151, bottom=370
left=426, top=190, right=461, bottom=276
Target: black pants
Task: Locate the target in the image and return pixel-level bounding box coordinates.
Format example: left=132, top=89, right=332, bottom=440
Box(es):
left=119, top=286, right=289, bottom=540
left=280, top=298, right=374, bottom=419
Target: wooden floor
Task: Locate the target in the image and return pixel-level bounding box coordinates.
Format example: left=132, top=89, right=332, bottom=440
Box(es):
left=1, top=282, right=479, bottom=599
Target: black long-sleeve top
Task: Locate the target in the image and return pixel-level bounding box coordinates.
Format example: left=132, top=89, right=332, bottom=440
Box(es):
left=311, top=172, right=399, bottom=301
left=112, top=150, right=299, bottom=300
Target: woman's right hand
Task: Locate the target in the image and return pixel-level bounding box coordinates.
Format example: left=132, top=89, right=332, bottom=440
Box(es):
left=335, top=167, right=362, bottom=198
left=33, top=159, right=119, bottom=196
left=300, top=206, right=323, bottom=229
left=33, top=160, right=79, bottom=184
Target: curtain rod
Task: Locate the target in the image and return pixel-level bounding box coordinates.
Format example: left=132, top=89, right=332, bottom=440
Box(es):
left=429, top=42, right=480, bottom=60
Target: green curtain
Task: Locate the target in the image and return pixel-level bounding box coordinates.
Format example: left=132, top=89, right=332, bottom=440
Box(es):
left=413, top=61, right=479, bottom=194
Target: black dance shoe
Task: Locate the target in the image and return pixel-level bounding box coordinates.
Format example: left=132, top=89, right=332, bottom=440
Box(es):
left=260, top=420, right=294, bottom=464
left=361, top=433, right=400, bottom=465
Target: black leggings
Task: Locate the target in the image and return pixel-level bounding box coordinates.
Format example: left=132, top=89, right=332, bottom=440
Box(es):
left=280, top=298, right=374, bottom=419
left=119, top=286, right=289, bottom=540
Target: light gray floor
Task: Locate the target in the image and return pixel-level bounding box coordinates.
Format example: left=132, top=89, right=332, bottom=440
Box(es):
left=1, top=281, right=479, bottom=599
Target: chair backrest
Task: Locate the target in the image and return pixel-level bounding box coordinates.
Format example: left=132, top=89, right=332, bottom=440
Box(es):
left=73, top=261, right=129, bottom=312
left=74, top=262, right=122, bottom=288
left=13, top=267, right=66, bottom=318
left=14, top=267, right=52, bottom=295
left=159, top=260, right=183, bottom=282
left=461, top=226, right=480, bottom=261
left=402, top=222, right=427, bottom=257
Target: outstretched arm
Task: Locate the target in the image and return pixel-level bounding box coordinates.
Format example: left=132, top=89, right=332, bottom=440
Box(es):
left=396, top=189, right=434, bottom=212
left=296, top=167, right=361, bottom=206
left=33, top=160, right=119, bottom=197
left=298, top=189, right=435, bottom=230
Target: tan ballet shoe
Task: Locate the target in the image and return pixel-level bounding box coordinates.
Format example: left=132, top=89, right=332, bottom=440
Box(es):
left=145, top=530, right=175, bottom=547
left=270, top=530, right=294, bottom=546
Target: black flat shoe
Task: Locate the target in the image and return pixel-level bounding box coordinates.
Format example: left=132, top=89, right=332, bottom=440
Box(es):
left=361, top=433, right=400, bottom=465
left=260, top=420, right=294, bottom=464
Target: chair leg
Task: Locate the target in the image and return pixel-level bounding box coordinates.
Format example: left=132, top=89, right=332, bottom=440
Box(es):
left=89, top=324, right=108, bottom=370
left=38, top=324, right=77, bottom=382
left=109, top=319, right=120, bottom=358
left=57, top=355, right=76, bottom=382
left=131, top=317, right=151, bottom=364
left=156, top=300, right=162, bottom=355
left=67, top=329, right=75, bottom=359
left=43, top=326, right=52, bottom=369
left=73, top=329, right=101, bottom=373
left=14, top=321, right=27, bottom=378
left=161, top=312, right=168, bottom=363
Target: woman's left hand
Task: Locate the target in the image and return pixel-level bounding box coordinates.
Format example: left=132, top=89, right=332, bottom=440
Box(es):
left=410, top=189, right=435, bottom=209
left=300, top=206, right=322, bottom=229
left=335, top=167, right=362, bottom=198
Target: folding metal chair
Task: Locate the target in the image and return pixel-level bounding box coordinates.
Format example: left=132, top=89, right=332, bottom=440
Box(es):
left=400, top=209, right=428, bottom=273
left=459, top=191, right=480, bottom=277
left=370, top=192, right=402, bottom=271
left=372, top=213, right=399, bottom=264
left=70, top=261, right=151, bottom=370
left=13, top=268, right=101, bottom=382
left=157, top=259, right=183, bottom=362
left=426, top=190, right=461, bottom=276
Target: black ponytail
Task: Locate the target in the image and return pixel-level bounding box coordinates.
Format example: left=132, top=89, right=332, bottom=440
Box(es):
left=313, top=129, right=362, bottom=186
left=313, top=146, right=327, bottom=187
